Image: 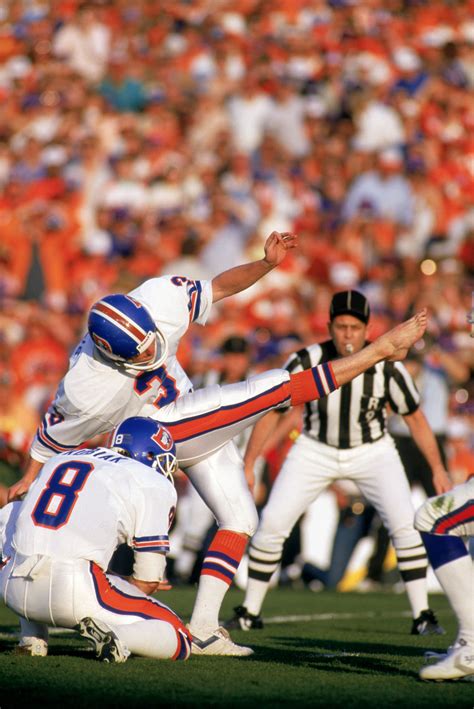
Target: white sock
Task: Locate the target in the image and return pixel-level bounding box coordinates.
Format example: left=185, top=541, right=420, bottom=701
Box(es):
left=244, top=578, right=271, bottom=617
left=19, top=617, right=49, bottom=643
left=189, top=529, right=247, bottom=635
left=403, top=577, right=429, bottom=618
left=189, top=576, right=229, bottom=634
left=435, top=554, right=474, bottom=645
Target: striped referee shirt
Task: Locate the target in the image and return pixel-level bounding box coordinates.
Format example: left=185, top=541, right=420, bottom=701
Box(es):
left=284, top=340, right=420, bottom=449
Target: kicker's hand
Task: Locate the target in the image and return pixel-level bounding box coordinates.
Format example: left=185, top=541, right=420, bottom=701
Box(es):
left=263, top=231, right=298, bottom=268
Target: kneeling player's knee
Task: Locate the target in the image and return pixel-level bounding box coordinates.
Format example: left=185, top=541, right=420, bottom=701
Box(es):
left=414, top=500, right=435, bottom=533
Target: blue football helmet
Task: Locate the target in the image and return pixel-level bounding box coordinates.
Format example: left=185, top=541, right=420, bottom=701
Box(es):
left=88, top=294, right=168, bottom=372
left=110, top=417, right=178, bottom=483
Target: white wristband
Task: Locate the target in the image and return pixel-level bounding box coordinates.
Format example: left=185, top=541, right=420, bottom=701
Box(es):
left=133, top=551, right=166, bottom=582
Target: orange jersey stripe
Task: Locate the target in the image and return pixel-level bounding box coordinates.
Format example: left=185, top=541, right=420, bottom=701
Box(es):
left=90, top=563, right=184, bottom=631
left=166, top=382, right=292, bottom=442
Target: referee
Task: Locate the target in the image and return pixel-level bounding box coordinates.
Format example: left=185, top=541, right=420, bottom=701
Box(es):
left=227, top=290, right=450, bottom=635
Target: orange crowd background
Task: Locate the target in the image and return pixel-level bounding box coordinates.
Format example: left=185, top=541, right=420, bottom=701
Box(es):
left=0, top=0, right=472, bottom=483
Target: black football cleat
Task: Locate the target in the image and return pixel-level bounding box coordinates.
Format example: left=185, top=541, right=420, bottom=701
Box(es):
left=411, top=609, right=445, bottom=636
left=76, top=617, right=130, bottom=662
left=225, top=605, right=264, bottom=632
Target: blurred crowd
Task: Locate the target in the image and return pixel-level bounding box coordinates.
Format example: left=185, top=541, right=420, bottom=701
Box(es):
left=0, top=0, right=473, bottom=487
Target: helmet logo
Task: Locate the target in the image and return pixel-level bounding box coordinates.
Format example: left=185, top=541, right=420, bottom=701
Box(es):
left=152, top=426, right=174, bottom=451
left=92, top=333, right=113, bottom=353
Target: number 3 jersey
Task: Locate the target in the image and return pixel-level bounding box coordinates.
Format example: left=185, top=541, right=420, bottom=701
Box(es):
left=10, top=448, right=177, bottom=572
left=30, top=276, right=213, bottom=463
left=285, top=340, right=420, bottom=449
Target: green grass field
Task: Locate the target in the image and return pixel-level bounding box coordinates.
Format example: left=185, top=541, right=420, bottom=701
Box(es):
left=0, top=588, right=471, bottom=708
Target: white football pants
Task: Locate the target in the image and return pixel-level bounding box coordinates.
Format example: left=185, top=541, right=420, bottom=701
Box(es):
left=151, top=370, right=291, bottom=467
left=253, top=433, right=423, bottom=555
left=0, top=554, right=191, bottom=660
left=149, top=369, right=292, bottom=537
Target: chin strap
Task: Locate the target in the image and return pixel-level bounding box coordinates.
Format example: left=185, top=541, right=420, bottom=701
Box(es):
left=124, top=330, right=169, bottom=373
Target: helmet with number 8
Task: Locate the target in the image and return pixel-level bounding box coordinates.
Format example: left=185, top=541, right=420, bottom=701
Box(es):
left=110, top=417, right=178, bottom=483
left=88, top=294, right=168, bottom=372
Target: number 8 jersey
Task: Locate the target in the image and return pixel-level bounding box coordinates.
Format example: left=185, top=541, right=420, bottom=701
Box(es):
left=30, top=276, right=213, bottom=464
left=10, top=447, right=177, bottom=570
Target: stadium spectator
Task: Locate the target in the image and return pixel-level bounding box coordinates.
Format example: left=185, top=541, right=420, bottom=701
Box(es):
left=227, top=72, right=274, bottom=155
left=342, top=147, right=414, bottom=227
left=52, top=3, right=111, bottom=83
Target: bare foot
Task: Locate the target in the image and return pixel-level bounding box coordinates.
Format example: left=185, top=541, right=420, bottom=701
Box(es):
left=377, top=309, right=427, bottom=361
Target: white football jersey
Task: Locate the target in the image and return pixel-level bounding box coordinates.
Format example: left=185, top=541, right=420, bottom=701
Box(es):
left=0, top=501, right=21, bottom=561
left=11, top=447, right=177, bottom=571
left=30, top=276, right=213, bottom=462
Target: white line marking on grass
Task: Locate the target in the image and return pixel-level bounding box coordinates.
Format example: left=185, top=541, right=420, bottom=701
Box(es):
left=0, top=628, right=75, bottom=640
left=0, top=611, right=415, bottom=640
left=264, top=610, right=413, bottom=625
left=317, top=652, right=361, bottom=658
